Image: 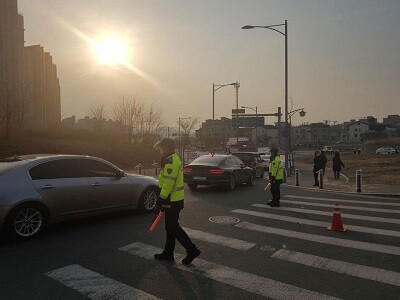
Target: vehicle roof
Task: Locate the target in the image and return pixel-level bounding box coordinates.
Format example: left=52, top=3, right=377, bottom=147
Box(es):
left=0, top=154, right=92, bottom=163
left=232, top=152, right=260, bottom=155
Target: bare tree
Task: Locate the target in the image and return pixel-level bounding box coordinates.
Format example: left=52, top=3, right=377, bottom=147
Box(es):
left=90, top=103, right=107, bottom=132
left=141, top=104, right=165, bottom=147
left=113, top=94, right=144, bottom=142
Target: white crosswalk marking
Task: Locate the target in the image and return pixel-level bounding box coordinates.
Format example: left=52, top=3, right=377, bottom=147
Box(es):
left=182, top=227, right=256, bottom=250
left=235, top=221, right=400, bottom=256
left=232, top=208, right=400, bottom=238
left=46, top=264, right=161, bottom=300
left=119, top=242, right=341, bottom=300
left=284, top=195, right=400, bottom=207
left=271, top=249, right=400, bottom=287
left=252, top=204, right=400, bottom=224
left=279, top=199, right=400, bottom=214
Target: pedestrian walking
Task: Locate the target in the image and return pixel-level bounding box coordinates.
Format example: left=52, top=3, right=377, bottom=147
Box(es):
left=313, top=151, right=322, bottom=186
left=152, top=138, right=201, bottom=264
left=267, top=148, right=284, bottom=207
left=332, top=151, right=345, bottom=180
left=320, top=150, right=327, bottom=175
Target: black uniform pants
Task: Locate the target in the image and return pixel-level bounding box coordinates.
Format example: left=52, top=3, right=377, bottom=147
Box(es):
left=270, top=179, right=282, bottom=203
left=163, top=201, right=196, bottom=255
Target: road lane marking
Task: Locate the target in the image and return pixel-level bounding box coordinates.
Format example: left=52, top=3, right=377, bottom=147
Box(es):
left=182, top=227, right=256, bottom=250
left=271, top=249, right=400, bottom=287
left=235, top=222, right=400, bottom=256
left=279, top=200, right=400, bottom=214
left=284, top=195, right=400, bottom=207
left=232, top=209, right=400, bottom=238
left=252, top=204, right=400, bottom=225
left=46, top=264, right=160, bottom=300
left=119, top=242, right=341, bottom=300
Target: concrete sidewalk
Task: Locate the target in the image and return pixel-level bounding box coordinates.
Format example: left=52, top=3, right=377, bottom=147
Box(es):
left=286, top=162, right=400, bottom=197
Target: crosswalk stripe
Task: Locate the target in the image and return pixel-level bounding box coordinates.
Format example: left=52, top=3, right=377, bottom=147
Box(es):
left=119, top=242, right=341, bottom=300
left=183, top=227, right=256, bottom=250
left=284, top=195, right=400, bottom=207
left=46, top=264, right=160, bottom=300
left=271, top=249, right=400, bottom=287
left=280, top=200, right=400, bottom=214
left=235, top=222, right=400, bottom=256
left=232, top=209, right=400, bottom=238
left=252, top=204, right=400, bottom=225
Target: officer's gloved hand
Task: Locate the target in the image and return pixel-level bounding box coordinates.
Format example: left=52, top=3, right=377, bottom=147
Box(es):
left=269, top=176, right=276, bottom=183
left=157, top=196, right=168, bottom=212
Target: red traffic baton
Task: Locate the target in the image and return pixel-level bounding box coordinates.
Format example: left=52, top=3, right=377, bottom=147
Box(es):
left=264, top=182, right=271, bottom=192
left=150, top=211, right=164, bottom=232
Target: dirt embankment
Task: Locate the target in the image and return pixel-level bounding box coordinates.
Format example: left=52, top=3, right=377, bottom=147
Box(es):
left=0, top=129, right=160, bottom=170
left=296, top=153, right=400, bottom=185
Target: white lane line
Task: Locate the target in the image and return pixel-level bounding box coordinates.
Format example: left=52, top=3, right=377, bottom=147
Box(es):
left=235, top=222, right=400, bottom=256
left=271, top=249, right=400, bottom=287
left=279, top=200, right=400, bottom=214
left=252, top=204, right=400, bottom=225
left=119, top=242, right=341, bottom=300
left=46, top=264, right=160, bottom=300
left=182, top=227, right=256, bottom=251
left=232, top=209, right=400, bottom=238
left=284, top=195, right=400, bottom=207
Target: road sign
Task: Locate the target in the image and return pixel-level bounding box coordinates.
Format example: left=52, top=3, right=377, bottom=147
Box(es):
left=232, top=117, right=264, bottom=128
left=232, top=109, right=245, bottom=114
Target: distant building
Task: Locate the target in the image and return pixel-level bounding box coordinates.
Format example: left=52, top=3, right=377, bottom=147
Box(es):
left=292, top=123, right=330, bottom=147
left=383, top=115, right=400, bottom=125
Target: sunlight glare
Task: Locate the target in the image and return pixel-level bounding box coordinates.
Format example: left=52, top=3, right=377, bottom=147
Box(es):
left=93, top=38, right=128, bottom=65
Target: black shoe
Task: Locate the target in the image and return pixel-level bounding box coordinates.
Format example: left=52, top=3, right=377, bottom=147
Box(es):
left=270, top=202, right=280, bottom=207
left=313, top=184, right=319, bottom=186
left=267, top=200, right=273, bottom=205
left=182, top=248, right=201, bottom=265
left=154, top=252, right=174, bottom=261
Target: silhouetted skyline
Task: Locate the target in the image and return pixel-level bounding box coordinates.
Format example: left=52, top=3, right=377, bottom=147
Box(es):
left=19, top=0, right=400, bottom=127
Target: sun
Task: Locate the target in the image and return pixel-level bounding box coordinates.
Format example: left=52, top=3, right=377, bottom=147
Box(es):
left=92, top=38, right=129, bottom=66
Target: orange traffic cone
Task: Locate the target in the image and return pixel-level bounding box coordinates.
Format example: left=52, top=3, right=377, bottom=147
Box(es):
left=327, top=203, right=347, bottom=232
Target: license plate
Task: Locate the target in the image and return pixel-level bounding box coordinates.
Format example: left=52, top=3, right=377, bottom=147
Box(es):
left=193, top=176, right=206, bottom=180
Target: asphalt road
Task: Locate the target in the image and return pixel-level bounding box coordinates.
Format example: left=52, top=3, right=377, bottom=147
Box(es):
left=1, top=179, right=399, bottom=299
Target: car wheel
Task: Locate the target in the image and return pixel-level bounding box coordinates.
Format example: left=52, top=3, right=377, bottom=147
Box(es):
left=247, top=172, right=254, bottom=186
left=139, top=186, right=158, bottom=212
left=5, top=203, right=47, bottom=241
left=226, top=174, right=236, bottom=191
left=188, top=183, right=198, bottom=191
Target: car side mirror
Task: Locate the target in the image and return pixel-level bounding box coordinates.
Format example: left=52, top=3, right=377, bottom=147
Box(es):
left=116, top=170, right=125, bottom=178
left=240, top=164, right=246, bottom=168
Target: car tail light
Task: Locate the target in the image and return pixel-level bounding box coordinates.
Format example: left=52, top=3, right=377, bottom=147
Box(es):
left=184, top=167, right=192, bottom=174
left=210, top=168, right=224, bottom=175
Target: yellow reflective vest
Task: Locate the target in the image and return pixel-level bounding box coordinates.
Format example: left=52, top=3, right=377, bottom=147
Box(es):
left=269, top=155, right=284, bottom=180
left=158, top=153, right=184, bottom=202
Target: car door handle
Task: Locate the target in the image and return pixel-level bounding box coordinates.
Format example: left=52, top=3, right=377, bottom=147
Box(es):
left=91, top=183, right=102, bottom=187
left=40, top=185, right=55, bottom=190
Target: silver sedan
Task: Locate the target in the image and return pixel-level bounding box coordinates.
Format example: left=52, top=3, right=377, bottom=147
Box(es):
left=0, top=154, right=159, bottom=241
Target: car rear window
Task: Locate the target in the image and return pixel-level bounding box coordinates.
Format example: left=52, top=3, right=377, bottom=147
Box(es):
left=191, top=155, right=226, bottom=165
left=233, top=153, right=254, bottom=163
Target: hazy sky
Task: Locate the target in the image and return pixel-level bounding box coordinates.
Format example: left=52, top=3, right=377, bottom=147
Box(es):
left=19, top=0, right=400, bottom=127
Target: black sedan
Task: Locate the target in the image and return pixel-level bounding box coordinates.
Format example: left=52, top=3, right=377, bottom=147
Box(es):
left=183, top=154, right=254, bottom=191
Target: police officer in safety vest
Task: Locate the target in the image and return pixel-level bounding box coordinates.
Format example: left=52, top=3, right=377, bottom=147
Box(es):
left=267, top=148, right=284, bottom=207
left=153, top=138, right=201, bottom=264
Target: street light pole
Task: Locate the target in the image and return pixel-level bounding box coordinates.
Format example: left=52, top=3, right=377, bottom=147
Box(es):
left=212, top=82, right=236, bottom=151
left=241, top=20, right=289, bottom=173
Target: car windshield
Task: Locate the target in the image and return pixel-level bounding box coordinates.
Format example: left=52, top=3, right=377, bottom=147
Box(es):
left=191, top=155, right=226, bottom=165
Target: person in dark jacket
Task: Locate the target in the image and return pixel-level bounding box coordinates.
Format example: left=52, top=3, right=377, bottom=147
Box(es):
left=313, top=151, right=322, bottom=186
left=332, top=151, right=345, bottom=180
left=320, top=150, right=327, bottom=175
